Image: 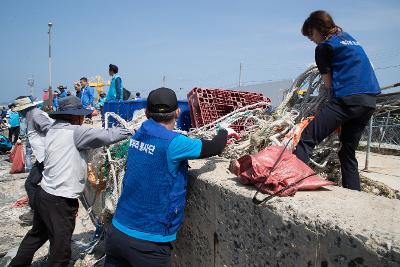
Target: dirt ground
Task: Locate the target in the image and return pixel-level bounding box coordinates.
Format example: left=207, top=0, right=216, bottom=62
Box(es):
left=0, top=155, right=96, bottom=267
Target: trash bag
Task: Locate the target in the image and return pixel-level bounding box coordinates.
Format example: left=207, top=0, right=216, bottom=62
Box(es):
left=230, top=145, right=335, bottom=197
left=9, top=143, right=17, bottom=162
left=10, top=143, right=25, bottom=174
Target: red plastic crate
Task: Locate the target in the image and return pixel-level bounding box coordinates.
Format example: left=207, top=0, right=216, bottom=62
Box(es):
left=187, top=87, right=271, bottom=131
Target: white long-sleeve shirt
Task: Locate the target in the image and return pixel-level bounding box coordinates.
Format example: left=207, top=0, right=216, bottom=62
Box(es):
left=41, top=121, right=132, bottom=199
left=25, top=108, right=54, bottom=163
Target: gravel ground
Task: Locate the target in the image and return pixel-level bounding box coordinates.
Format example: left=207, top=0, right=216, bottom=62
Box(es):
left=0, top=155, right=96, bottom=267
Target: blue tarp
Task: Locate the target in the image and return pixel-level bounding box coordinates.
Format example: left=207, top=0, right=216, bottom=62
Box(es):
left=103, top=99, right=191, bottom=131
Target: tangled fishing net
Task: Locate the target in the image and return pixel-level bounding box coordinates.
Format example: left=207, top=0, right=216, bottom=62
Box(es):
left=189, top=65, right=335, bottom=167
left=87, top=65, right=400, bottom=231
left=78, top=65, right=400, bottom=265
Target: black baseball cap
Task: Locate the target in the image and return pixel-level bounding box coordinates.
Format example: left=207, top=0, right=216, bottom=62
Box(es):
left=147, top=87, right=178, bottom=113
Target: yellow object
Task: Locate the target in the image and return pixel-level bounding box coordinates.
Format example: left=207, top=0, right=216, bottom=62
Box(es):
left=74, top=75, right=110, bottom=101
left=297, top=89, right=307, bottom=96
left=89, top=76, right=110, bottom=101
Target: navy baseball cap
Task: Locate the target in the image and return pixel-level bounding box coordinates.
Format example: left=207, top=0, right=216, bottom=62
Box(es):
left=147, top=87, right=178, bottom=113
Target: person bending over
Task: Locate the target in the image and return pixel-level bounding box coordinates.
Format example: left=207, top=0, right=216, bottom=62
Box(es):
left=294, top=10, right=380, bottom=190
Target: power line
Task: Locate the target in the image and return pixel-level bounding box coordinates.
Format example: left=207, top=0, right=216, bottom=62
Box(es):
left=375, top=64, right=400, bottom=70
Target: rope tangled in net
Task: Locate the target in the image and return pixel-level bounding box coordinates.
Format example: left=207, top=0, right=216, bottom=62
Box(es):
left=79, top=66, right=399, bottom=265
left=92, top=65, right=334, bottom=202
left=87, top=65, right=340, bottom=224
left=187, top=65, right=335, bottom=162
left=89, top=64, right=400, bottom=228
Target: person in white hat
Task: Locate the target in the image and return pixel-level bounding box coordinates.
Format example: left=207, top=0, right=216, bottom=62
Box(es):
left=13, top=96, right=53, bottom=225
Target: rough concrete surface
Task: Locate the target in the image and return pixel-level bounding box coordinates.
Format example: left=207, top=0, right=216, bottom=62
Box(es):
left=356, top=151, right=400, bottom=192
left=173, top=158, right=400, bottom=267
left=0, top=155, right=95, bottom=267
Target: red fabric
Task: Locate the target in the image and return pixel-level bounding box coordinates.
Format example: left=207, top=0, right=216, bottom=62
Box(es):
left=9, top=144, right=17, bottom=162
left=231, top=145, right=335, bottom=196
left=12, top=196, right=29, bottom=208
left=10, top=143, right=25, bottom=174
left=282, top=116, right=314, bottom=151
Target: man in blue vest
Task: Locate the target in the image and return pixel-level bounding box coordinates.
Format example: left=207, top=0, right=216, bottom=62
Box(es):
left=80, top=77, right=94, bottom=109
left=105, top=87, right=233, bottom=267
left=106, top=64, right=123, bottom=101
left=57, top=85, right=68, bottom=98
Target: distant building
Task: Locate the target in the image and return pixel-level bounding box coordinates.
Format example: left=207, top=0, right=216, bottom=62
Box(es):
left=230, top=79, right=293, bottom=107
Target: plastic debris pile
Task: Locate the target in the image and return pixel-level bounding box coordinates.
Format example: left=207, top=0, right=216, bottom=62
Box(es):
left=88, top=65, right=400, bottom=227
left=188, top=65, right=336, bottom=166
left=89, top=65, right=338, bottom=224
left=86, top=110, right=147, bottom=227
left=80, top=66, right=400, bottom=264
left=188, top=87, right=271, bottom=132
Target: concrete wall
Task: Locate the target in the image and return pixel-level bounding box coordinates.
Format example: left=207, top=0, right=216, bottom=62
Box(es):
left=173, top=158, right=400, bottom=267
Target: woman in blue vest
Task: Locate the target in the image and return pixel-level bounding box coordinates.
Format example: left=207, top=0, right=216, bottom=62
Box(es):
left=294, top=10, right=381, bottom=190
left=105, top=87, right=234, bottom=267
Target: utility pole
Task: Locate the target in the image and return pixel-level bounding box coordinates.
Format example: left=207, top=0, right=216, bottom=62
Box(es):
left=48, top=22, right=53, bottom=108
left=238, top=62, right=243, bottom=87
left=162, top=75, right=166, bottom=86
left=27, top=75, right=34, bottom=97
left=364, top=115, right=373, bottom=171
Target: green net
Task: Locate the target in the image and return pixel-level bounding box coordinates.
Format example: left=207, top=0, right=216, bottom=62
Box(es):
left=103, top=140, right=130, bottom=178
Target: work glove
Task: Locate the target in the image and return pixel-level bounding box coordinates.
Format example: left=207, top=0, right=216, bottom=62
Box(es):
left=217, top=122, right=240, bottom=144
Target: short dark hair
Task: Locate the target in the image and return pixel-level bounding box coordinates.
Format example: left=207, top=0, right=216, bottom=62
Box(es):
left=147, top=110, right=176, bottom=123
left=136, top=92, right=140, bottom=96
left=301, top=10, right=342, bottom=38
left=109, top=64, right=118, bottom=74
left=80, top=77, right=88, bottom=82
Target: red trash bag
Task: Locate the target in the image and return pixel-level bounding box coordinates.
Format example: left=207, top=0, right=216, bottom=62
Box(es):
left=10, top=143, right=25, bottom=174
left=9, top=144, right=18, bottom=162
left=230, top=145, right=335, bottom=198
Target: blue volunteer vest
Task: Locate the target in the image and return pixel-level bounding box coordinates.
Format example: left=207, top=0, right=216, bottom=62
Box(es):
left=322, top=32, right=380, bottom=97
left=113, top=119, right=188, bottom=241
left=107, top=74, right=123, bottom=100
left=9, top=111, right=20, bottom=127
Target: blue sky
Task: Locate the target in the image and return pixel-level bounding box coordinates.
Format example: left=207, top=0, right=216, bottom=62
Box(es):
left=1, top=0, right=399, bottom=102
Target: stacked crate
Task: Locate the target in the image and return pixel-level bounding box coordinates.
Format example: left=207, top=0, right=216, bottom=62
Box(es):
left=187, top=87, right=271, bottom=132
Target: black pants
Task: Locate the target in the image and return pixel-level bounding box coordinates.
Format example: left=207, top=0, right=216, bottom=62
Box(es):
left=105, top=224, right=172, bottom=267
left=294, top=100, right=374, bottom=190
left=8, top=126, right=20, bottom=144
left=9, top=188, right=79, bottom=267
left=25, top=161, right=44, bottom=209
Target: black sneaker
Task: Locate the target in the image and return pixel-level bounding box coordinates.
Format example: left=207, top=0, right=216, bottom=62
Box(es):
left=19, top=210, right=34, bottom=226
